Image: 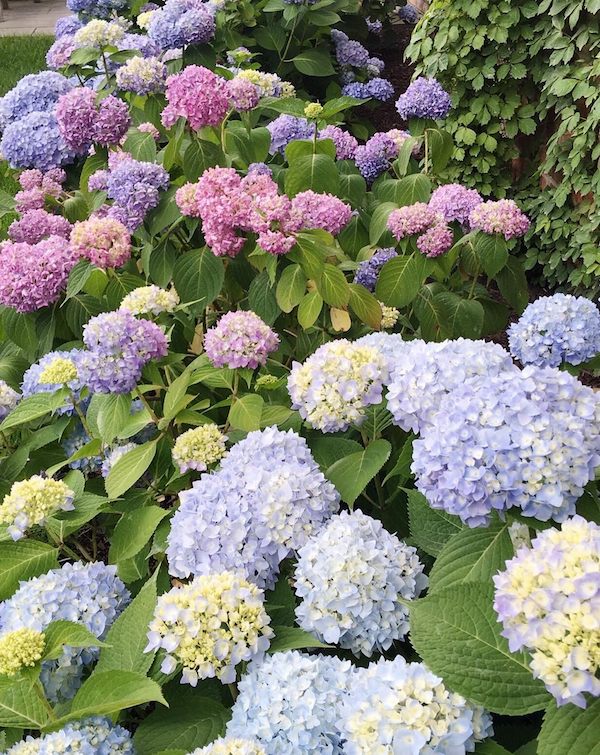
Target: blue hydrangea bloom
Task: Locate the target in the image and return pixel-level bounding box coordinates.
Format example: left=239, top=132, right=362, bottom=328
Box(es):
left=1, top=111, right=76, bottom=171
left=267, top=114, right=315, bottom=154
left=105, top=157, right=170, bottom=231
left=55, top=14, right=83, bottom=37
left=341, top=82, right=371, bottom=99
left=353, top=247, right=398, bottom=292
left=4, top=716, right=135, bottom=755
left=412, top=366, right=600, bottom=527
left=228, top=650, right=352, bottom=755
left=0, top=562, right=130, bottom=702
left=147, top=0, right=216, bottom=50
left=395, top=77, right=452, bottom=120
left=508, top=293, right=600, bottom=368
left=396, top=3, right=419, bottom=22
left=21, top=349, right=87, bottom=416
left=167, top=426, right=339, bottom=589
left=66, top=0, right=127, bottom=19
left=366, top=77, right=394, bottom=101
left=0, top=72, right=73, bottom=128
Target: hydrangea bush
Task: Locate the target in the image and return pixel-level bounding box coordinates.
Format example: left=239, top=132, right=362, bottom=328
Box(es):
left=0, top=2, right=596, bottom=755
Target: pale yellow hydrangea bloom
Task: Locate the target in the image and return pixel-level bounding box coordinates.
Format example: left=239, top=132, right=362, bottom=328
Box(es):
left=0, top=628, right=45, bottom=676
left=120, top=285, right=180, bottom=316
left=137, top=9, right=155, bottom=28
left=379, top=302, right=399, bottom=329
left=172, top=424, right=227, bottom=473
left=0, top=476, right=74, bottom=541
left=38, top=357, right=78, bottom=385
left=304, top=103, right=323, bottom=119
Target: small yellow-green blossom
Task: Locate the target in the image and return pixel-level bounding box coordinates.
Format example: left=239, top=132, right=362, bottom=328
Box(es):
left=0, top=476, right=75, bottom=541
left=304, top=103, right=323, bottom=119
left=379, top=302, right=399, bottom=329
left=191, top=738, right=266, bottom=755
left=38, top=356, right=78, bottom=385
left=172, top=424, right=228, bottom=473
left=120, top=285, right=180, bottom=316
left=137, top=9, right=154, bottom=27
left=0, top=628, right=45, bottom=676
left=255, top=374, right=281, bottom=391
left=280, top=82, right=296, bottom=98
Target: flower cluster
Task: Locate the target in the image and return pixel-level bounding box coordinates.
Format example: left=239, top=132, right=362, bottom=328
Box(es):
left=227, top=76, right=260, bottom=111
left=14, top=167, right=65, bottom=212
left=331, top=31, right=393, bottom=102
left=145, top=571, right=274, bottom=685
left=469, top=199, right=530, bottom=239
left=412, top=367, right=600, bottom=527
left=386, top=338, right=517, bottom=434
left=9, top=209, right=71, bottom=245
left=267, top=114, right=315, bottom=154
left=0, top=236, right=78, bottom=312
left=294, top=510, right=427, bottom=655
left=120, top=285, right=179, bottom=315
left=78, top=310, right=168, bottom=394
left=1, top=111, right=76, bottom=171
left=147, top=0, right=216, bottom=49
left=62, top=423, right=103, bottom=474
left=204, top=310, right=279, bottom=369
left=228, top=651, right=352, bottom=755
left=56, top=88, right=131, bottom=153
left=318, top=125, right=358, bottom=160
left=234, top=69, right=295, bottom=100
left=172, top=424, right=228, bottom=473
left=354, top=132, right=398, bottom=182
left=0, top=561, right=129, bottom=701
left=70, top=217, right=131, bottom=269
left=0, top=381, right=19, bottom=420
left=0, top=476, right=74, bottom=541
left=3, top=717, right=135, bottom=755
left=395, top=77, right=452, bottom=120
left=338, top=656, right=492, bottom=755
left=0, top=628, right=45, bottom=676
left=191, top=740, right=265, bottom=755
left=167, top=426, right=339, bottom=588
left=387, top=203, right=453, bottom=257
left=116, top=55, right=167, bottom=94
left=494, top=515, right=600, bottom=707
left=353, top=248, right=398, bottom=292
left=429, top=183, right=483, bottom=226
left=162, top=66, right=230, bottom=129
left=0, top=72, right=73, bottom=128
left=288, top=340, right=388, bottom=432
left=341, top=78, right=394, bottom=101
left=508, top=293, right=600, bottom=368
left=73, top=19, right=126, bottom=47
left=21, top=349, right=85, bottom=414
left=66, top=0, right=126, bottom=19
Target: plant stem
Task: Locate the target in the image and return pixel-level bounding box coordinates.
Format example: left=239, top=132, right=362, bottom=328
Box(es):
left=135, top=387, right=161, bottom=425
left=279, top=15, right=299, bottom=65
left=468, top=262, right=480, bottom=300
left=34, top=681, right=56, bottom=722
left=70, top=391, right=93, bottom=439
left=423, top=130, right=429, bottom=175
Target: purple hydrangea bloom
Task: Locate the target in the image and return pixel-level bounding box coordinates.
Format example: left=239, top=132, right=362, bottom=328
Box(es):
left=247, top=162, right=272, bottom=177
left=92, top=95, right=131, bottom=146
left=104, top=156, right=170, bottom=231
left=353, top=247, right=398, bottom=292
left=341, top=82, right=371, bottom=99
left=318, top=125, right=358, bottom=160
left=396, top=3, right=419, bottom=22
left=8, top=209, right=71, bottom=244
left=55, top=14, right=82, bottom=37
left=147, top=0, right=216, bottom=49
left=46, top=37, right=77, bottom=70
left=66, top=0, right=126, bottom=19
left=366, top=77, right=394, bottom=101
left=366, top=16, right=383, bottom=33
left=267, top=114, right=315, bottom=154
left=0, top=72, right=73, bottom=128
left=354, top=132, right=399, bottom=182
left=395, top=77, right=452, bottom=120
left=21, top=349, right=86, bottom=415
left=429, top=183, right=483, bottom=226
left=335, top=38, right=370, bottom=68
left=366, top=56, right=385, bottom=74
left=204, top=310, right=279, bottom=369
left=117, top=32, right=161, bottom=58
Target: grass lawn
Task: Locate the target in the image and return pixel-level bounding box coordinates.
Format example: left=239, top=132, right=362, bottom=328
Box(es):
left=0, top=35, right=54, bottom=237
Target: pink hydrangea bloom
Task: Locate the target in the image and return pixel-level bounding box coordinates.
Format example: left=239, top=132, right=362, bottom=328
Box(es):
left=9, top=209, right=71, bottom=244
left=318, top=125, right=358, bottom=160
left=138, top=122, right=160, bottom=140
left=469, top=199, right=530, bottom=239
left=56, top=88, right=131, bottom=152
left=429, top=183, right=483, bottom=226
left=162, top=66, right=230, bottom=130
left=290, top=190, right=353, bottom=235
left=19, top=169, right=43, bottom=190
left=416, top=223, right=453, bottom=257
left=204, top=310, right=279, bottom=369
left=227, top=77, right=259, bottom=112
left=70, top=216, right=131, bottom=269
left=387, top=202, right=437, bottom=240
left=0, top=236, right=78, bottom=312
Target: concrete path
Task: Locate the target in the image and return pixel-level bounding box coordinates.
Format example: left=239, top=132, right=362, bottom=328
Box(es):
left=0, top=0, right=68, bottom=35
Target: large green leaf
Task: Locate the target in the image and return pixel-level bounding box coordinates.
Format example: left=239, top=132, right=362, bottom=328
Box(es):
left=2, top=310, right=37, bottom=353
left=109, top=507, right=169, bottom=563
left=0, top=391, right=70, bottom=432
left=433, top=292, right=485, bottom=339
left=326, top=439, right=391, bottom=507
left=539, top=698, right=600, bottom=755
left=96, top=394, right=132, bottom=445
left=317, top=265, right=350, bottom=307
left=495, top=257, right=529, bottom=314
left=183, top=139, right=223, bottom=182
left=474, top=233, right=509, bottom=278
left=348, top=284, right=382, bottom=329
left=0, top=678, right=49, bottom=729
left=42, top=620, right=108, bottom=662
left=105, top=442, right=158, bottom=499
left=406, top=488, right=463, bottom=556
left=375, top=254, right=425, bottom=308
left=395, top=173, right=432, bottom=206
left=276, top=264, right=307, bottom=313
left=369, top=202, right=398, bottom=246
left=172, top=247, right=225, bottom=316
left=284, top=154, right=340, bottom=197
left=0, top=541, right=59, bottom=601
left=268, top=626, right=330, bottom=653
left=410, top=582, right=550, bottom=715
left=228, top=395, right=264, bottom=432
left=248, top=273, right=281, bottom=326
left=297, top=291, right=323, bottom=329
left=291, top=49, right=335, bottom=76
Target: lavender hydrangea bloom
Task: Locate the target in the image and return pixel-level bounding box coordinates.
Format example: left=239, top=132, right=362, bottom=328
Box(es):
left=428, top=183, right=483, bottom=226
left=412, top=367, right=600, bottom=527
left=55, top=14, right=82, bottom=37
left=167, top=426, right=340, bottom=589
left=105, top=157, right=170, bottom=230
left=228, top=651, right=352, bottom=755
left=0, top=72, right=73, bottom=128
left=46, top=37, right=77, bottom=70
left=334, top=38, right=370, bottom=68
left=366, top=77, right=394, bottom=101
left=295, top=510, right=427, bottom=656
left=395, top=77, right=452, bottom=120
left=0, top=562, right=129, bottom=701
left=5, top=716, right=135, bottom=755
left=204, top=310, right=279, bottom=369
left=354, top=133, right=399, bottom=182
left=318, top=125, right=358, bottom=160
left=21, top=349, right=86, bottom=416
left=341, top=82, right=371, bottom=99
left=386, top=338, right=517, bottom=434
left=396, top=3, right=419, bottom=22
left=508, top=294, right=600, bottom=368
left=66, top=0, right=126, bottom=18
left=1, top=111, right=76, bottom=171
left=147, top=0, right=216, bottom=49
left=116, top=55, right=168, bottom=95
left=267, top=114, right=315, bottom=154
left=353, top=247, right=398, bottom=292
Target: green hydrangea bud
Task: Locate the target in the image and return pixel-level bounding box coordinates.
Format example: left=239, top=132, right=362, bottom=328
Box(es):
left=172, top=424, right=228, bottom=473
left=254, top=374, right=281, bottom=391
left=304, top=103, right=324, bottom=119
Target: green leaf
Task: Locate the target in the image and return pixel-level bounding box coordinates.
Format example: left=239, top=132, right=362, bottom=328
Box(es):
left=474, top=233, right=509, bottom=278
left=288, top=235, right=326, bottom=280
left=65, top=260, right=94, bottom=300
left=42, top=620, right=108, bottom=662
left=253, top=26, right=286, bottom=51
left=110, top=506, right=169, bottom=563
left=49, top=671, right=167, bottom=728
left=375, top=254, right=425, bottom=308
left=286, top=138, right=336, bottom=163
left=495, top=257, right=529, bottom=314
left=0, top=541, right=58, bottom=602
left=105, top=442, right=157, bottom=499
left=0, top=391, right=70, bottom=432
left=427, top=129, right=454, bottom=173
left=163, top=372, right=193, bottom=422
left=348, top=283, right=382, bottom=329
left=97, top=394, right=132, bottom=445
left=475, top=743, right=513, bottom=755
left=0, top=678, right=48, bottom=728
left=428, top=519, right=513, bottom=594
left=395, top=173, right=432, bottom=206
left=2, top=310, right=37, bottom=353
left=47, top=439, right=103, bottom=478
left=369, top=202, right=398, bottom=246
left=433, top=292, right=485, bottom=339
left=407, top=488, right=463, bottom=556
left=228, top=394, right=264, bottom=431
left=95, top=570, right=158, bottom=676
left=326, top=439, right=391, bottom=507
left=183, top=139, right=223, bottom=182
left=173, top=247, right=225, bottom=316
left=276, top=264, right=307, bottom=313
left=268, top=626, right=330, bottom=653
left=47, top=492, right=108, bottom=540
left=123, top=131, right=158, bottom=162
left=317, top=265, right=350, bottom=307
left=539, top=697, right=600, bottom=754
left=0, top=188, right=17, bottom=217
left=308, top=437, right=363, bottom=470
left=248, top=273, right=281, bottom=326
left=417, top=293, right=454, bottom=342
left=292, top=49, right=335, bottom=76
left=284, top=154, right=340, bottom=197
left=65, top=294, right=105, bottom=336
left=410, top=582, right=550, bottom=715
left=297, top=291, right=323, bottom=329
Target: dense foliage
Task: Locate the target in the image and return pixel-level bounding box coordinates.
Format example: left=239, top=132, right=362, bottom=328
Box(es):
left=0, top=2, right=598, bottom=755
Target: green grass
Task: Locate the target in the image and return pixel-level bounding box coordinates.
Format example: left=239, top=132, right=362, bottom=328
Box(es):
left=0, top=35, right=54, bottom=236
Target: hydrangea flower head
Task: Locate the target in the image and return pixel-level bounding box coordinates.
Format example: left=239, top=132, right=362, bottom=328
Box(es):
left=4, top=717, right=135, bottom=755
left=145, top=571, right=273, bottom=685
left=147, top=0, right=215, bottom=49
left=354, top=133, right=399, bottom=182
left=38, top=356, right=78, bottom=385
left=288, top=339, right=388, bottom=432
left=73, top=19, right=126, bottom=47
left=295, top=510, right=427, bottom=655
left=380, top=302, right=399, bottom=328
left=387, top=202, right=437, bottom=240
left=0, top=476, right=74, bottom=541
left=55, top=14, right=82, bottom=37
left=469, top=199, right=530, bottom=239
left=228, top=651, right=352, bottom=755
left=120, top=285, right=179, bottom=315
left=70, top=217, right=131, bottom=269
left=353, top=247, right=398, bottom=292
left=172, top=424, right=228, bottom=473
left=0, top=562, right=129, bottom=701
left=162, top=66, right=230, bottom=129
left=0, top=72, right=73, bottom=128
left=0, top=381, right=19, bottom=420
left=267, top=114, right=314, bottom=154
left=1, top=111, right=76, bottom=171
left=115, top=55, right=167, bottom=95
left=366, top=78, right=394, bottom=101
left=21, top=349, right=85, bottom=414
left=318, top=125, right=358, bottom=160
left=395, top=77, right=452, bottom=120
left=0, top=628, right=45, bottom=676
left=429, top=183, right=483, bottom=226
left=415, top=222, right=454, bottom=257
left=190, top=740, right=265, bottom=755
left=494, top=515, right=600, bottom=707
left=66, top=0, right=127, bottom=19
left=204, top=310, right=279, bottom=369
left=9, top=209, right=71, bottom=245
left=508, top=293, right=600, bottom=368
left=103, top=156, right=169, bottom=231
left=338, top=656, right=491, bottom=755
left=0, top=237, right=78, bottom=312
left=333, top=34, right=369, bottom=67
left=56, top=88, right=131, bottom=153
left=228, top=76, right=259, bottom=111
left=168, top=426, right=339, bottom=588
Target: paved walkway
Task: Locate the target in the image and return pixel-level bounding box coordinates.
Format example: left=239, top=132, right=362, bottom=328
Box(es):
left=0, top=0, right=68, bottom=35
